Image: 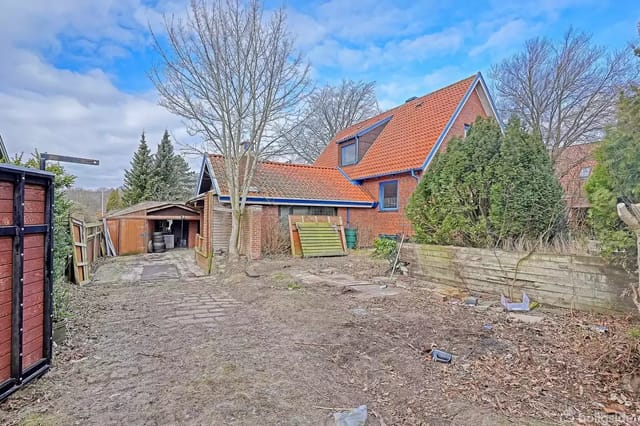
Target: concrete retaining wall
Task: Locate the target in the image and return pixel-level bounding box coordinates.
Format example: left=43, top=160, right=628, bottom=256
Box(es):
left=400, top=243, right=636, bottom=313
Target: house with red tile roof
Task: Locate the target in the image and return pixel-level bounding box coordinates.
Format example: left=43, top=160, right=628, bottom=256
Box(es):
left=193, top=72, right=500, bottom=259
left=313, top=72, right=500, bottom=242
left=555, top=142, right=599, bottom=227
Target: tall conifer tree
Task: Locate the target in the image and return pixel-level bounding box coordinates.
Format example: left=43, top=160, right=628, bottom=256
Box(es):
left=122, top=132, right=155, bottom=206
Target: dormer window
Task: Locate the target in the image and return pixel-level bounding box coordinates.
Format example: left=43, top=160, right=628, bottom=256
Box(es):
left=336, top=115, right=393, bottom=168
left=341, top=142, right=357, bottom=166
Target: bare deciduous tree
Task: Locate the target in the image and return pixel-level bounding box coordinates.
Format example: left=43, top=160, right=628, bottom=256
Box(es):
left=149, top=0, right=310, bottom=257
left=490, top=28, right=638, bottom=163
left=286, top=80, right=378, bottom=163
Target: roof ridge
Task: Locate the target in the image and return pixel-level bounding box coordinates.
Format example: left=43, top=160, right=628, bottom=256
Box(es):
left=333, top=73, right=478, bottom=137
left=208, top=153, right=338, bottom=171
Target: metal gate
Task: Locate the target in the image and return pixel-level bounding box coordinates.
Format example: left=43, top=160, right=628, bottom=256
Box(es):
left=0, top=164, right=54, bottom=401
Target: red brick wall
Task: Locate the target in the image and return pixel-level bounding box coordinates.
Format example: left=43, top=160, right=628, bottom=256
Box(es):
left=439, top=89, right=488, bottom=153
left=337, top=173, right=418, bottom=247
left=556, top=143, right=598, bottom=211
left=239, top=205, right=262, bottom=260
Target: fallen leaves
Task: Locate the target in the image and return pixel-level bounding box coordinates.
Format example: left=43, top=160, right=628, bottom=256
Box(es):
left=422, top=305, right=640, bottom=421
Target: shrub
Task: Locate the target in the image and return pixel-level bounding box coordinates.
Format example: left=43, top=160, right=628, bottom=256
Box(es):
left=262, top=218, right=291, bottom=256
left=585, top=88, right=640, bottom=272
left=373, top=237, right=397, bottom=262
left=407, top=117, right=566, bottom=247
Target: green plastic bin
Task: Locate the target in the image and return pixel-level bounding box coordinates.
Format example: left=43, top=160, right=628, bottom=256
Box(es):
left=345, top=228, right=358, bottom=249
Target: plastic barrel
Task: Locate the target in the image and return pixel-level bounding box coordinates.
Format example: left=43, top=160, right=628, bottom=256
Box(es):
left=345, top=228, right=357, bottom=249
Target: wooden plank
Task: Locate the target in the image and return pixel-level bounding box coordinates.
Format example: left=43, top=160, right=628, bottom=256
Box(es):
left=118, top=218, right=146, bottom=256
left=24, top=185, right=45, bottom=202
left=0, top=263, right=12, bottom=277
left=24, top=258, right=44, bottom=273
left=23, top=315, right=43, bottom=333
left=0, top=199, right=12, bottom=213
left=0, top=289, right=10, bottom=305
left=0, top=181, right=13, bottom=200
left=0, top=354, right=10, bottom=382
left=107, top=215, right=200, bottom=220
left=24, top=211, right=45, bottom=225
left=0, top=238, right=12, bottom=253
left=0, top=277, right=12, bottom=293
left=24, top=234, right=44, bottom=249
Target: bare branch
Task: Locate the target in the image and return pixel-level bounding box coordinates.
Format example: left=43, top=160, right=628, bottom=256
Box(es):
left=282, top=80, right=379, bottom=163
left=490, top=28, right=639, bottom=164
left=149, top=0, right=310, bottom=256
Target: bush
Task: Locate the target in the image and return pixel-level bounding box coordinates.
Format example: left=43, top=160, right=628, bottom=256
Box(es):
left=262, top=218, right=291, bottom=255
left=585, top=88, right=640, bottom=272
left=373, top=237, right=397, bottom=262
left=407, top=117, right=565, bottom=247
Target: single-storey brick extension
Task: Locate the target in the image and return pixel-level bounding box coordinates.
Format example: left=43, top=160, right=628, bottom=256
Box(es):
left=191, top=73, right=500, bottom=262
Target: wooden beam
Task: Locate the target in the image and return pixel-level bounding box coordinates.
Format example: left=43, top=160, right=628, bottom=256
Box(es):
left=40, top=153, right=99, bottom=167
left=108, top=215, right=200, bottom=220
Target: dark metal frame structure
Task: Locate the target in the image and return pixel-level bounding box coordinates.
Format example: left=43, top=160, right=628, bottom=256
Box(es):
left=0, top=164, right=54, bottom=402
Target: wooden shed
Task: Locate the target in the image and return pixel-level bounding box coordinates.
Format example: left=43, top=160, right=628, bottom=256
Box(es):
left=0, top=164, right=54, bottom=401
left=105, top=202, right=200, bottom=255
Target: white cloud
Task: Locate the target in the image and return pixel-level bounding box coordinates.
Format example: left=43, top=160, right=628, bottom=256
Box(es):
left=306, top=25, right=466, bottom=72
left=470, top=19, right=530, bottom=56
left=377, top=65, right=471, bottom=109
left=0, top=0, right=199, bottom=189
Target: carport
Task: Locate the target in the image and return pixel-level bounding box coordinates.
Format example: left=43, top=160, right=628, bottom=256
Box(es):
left=106, top=202, right=200, bottom=255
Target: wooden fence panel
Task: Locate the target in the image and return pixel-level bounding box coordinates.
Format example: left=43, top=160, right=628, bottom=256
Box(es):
left=0, top=164, right=54, bottom=401
left=0, top=236, right=12, bottom=383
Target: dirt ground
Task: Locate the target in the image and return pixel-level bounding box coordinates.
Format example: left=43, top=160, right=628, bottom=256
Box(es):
left=1, top=249, right=639, bottom=425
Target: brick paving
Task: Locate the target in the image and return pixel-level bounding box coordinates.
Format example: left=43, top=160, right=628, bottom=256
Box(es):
left=163, top=293, right=241, bottom=327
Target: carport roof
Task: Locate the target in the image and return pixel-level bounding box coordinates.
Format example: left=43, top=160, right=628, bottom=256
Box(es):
left=107, top=201, right=198, bottom=218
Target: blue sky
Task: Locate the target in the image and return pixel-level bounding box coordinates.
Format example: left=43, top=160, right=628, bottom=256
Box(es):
left=0, top=0, right=638, bottom=188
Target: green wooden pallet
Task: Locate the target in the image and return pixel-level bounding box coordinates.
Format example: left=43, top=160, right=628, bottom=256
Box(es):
left=296, top=222, right=346, bottom=257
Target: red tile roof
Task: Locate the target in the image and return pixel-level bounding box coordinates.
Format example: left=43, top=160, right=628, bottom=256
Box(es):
left=314, top=74, right=478, bottom=179
left=208, top=155, right=374, bottom=205
left=555, top=142, right=599, bottom=209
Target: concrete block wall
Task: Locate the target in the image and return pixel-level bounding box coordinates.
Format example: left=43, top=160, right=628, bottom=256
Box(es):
left=401, top=243, right=636, bottom=314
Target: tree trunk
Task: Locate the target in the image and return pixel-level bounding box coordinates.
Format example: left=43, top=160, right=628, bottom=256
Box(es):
left=228, top=209, right=241, bottom=259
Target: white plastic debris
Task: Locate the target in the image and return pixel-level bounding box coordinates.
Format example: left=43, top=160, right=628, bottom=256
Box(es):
left=334, top=405, right=368, bottom=426
left=500, top=292, right=530, bottom=312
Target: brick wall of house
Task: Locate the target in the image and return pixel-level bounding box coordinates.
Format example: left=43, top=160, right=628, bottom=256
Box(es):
left=239, top=205, right=262, bottom=260
left=338, top=173, right=419, bottom=247
left=439, top=88, right=488, bottom=153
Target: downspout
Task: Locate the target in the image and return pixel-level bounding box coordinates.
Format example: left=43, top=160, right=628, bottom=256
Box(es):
left=410, top=169, right=419, bottom=181
left=346, top=207, right=351, bottom=228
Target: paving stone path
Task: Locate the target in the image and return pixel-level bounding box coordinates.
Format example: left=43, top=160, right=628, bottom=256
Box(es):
left=162, top=293, right=242, bottom=327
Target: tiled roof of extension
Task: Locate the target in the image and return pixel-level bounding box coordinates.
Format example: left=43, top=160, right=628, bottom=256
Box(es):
left=314, top=75, right=478, bottom=179
left=208, top=155, right=374, bottom=205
